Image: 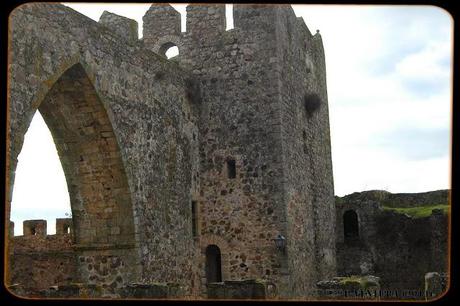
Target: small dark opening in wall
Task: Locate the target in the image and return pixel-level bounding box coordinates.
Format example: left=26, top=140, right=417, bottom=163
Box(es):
left=31, top=227, right=36, bottom=235
left=344, top=210, right=359, bottom=243
left=304, top=93, right=321, bottom=117
left=205, top=245, right=222, bottom=283
left=227, top=159, right=236, bottom=179
left=185, top=78, right=201, bottom=105
left=191, top=201, right=198, bottom=238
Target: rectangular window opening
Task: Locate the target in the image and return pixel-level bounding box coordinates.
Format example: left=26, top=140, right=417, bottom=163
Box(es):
left=227, top=159, right=236, bottom=179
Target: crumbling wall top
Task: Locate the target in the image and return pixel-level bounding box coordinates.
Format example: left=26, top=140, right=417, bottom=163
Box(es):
left=99, top=10, right=138, bottom=43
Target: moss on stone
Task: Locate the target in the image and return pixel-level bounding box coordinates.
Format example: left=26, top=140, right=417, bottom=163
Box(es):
left=337, top=276, right=379, bottom=290
left=382, top=204, right=449, bottom=218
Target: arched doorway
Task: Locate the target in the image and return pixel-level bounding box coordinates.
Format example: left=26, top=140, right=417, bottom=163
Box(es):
left=205, top=245, right=222, bottom=284
left=343, top=210, right=359, bottom=242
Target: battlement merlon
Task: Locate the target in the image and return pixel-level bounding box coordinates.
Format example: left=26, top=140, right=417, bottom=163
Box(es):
left=232, top=4, right=317, bottom=47
left=99, top=10, right=138, bottom=43
left=23, top=219, right=47, bottom=236
left=56, top=218, right=73, bottom=235
left=186, top=4, right=226, bottom=35
left=233, top=4, right=278, bottom=32
left=143, top=4, right=181, bottom=44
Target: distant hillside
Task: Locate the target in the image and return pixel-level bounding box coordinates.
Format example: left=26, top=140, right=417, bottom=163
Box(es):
left=336, top=189, right=449, bottom=208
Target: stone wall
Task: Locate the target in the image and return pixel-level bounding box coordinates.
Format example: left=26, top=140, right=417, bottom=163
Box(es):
left=207, top=280, right=277, bottom=299
left=335, top=197, right=449, bottom=296
left=8, top=283, right=184, bottom=299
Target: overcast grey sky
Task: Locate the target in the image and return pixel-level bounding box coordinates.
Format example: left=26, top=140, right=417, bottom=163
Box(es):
left=10, top=3, right=452, bottom=235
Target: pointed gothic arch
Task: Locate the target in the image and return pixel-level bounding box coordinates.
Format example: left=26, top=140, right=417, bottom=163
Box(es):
left=10, top=62, right=136, bottom=247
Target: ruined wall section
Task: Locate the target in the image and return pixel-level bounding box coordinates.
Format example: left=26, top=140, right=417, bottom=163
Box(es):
left=335, top=200, right=381, bottom=276
left=273, top=6, right=336, bottom=296
left=335, top=200, right=449, bottom=292
left=8, top=3, right=198, bottom=292
left=144, top=4, right=289, bottom=295
left=373, top=211, right=448, bottom=291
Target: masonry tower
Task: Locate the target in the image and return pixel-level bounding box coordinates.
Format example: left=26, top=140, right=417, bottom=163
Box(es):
left=143, top=4, right=336, bottom=297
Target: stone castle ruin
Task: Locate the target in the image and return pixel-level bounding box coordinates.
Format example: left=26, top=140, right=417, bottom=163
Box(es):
left=6, top=3, right=448, bottom=300
left=7, top=3, right=335, bottom=298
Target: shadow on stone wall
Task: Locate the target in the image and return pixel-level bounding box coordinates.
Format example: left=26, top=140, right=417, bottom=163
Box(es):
left=206, top=280, right=277, bottom=299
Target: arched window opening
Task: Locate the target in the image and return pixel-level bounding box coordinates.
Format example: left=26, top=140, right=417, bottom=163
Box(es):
left=205, top=244, right=222, bottom=284
left=159, top=42, right=179, bottom=59
left=10, top=111, right=71, bottom=236
left=343, top=210, right=359, bottom=242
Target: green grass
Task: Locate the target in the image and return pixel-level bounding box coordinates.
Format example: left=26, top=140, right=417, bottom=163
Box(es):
left=382, top=204, right=449, bottom=218
left=337, top=276, right=379, bottom=290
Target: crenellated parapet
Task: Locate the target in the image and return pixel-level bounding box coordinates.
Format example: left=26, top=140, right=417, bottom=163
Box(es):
left=9, top=218, right=74, bottom=256
left=140, top=4, right=317, bottom=66
left=10, top=218, right=73, bottom=238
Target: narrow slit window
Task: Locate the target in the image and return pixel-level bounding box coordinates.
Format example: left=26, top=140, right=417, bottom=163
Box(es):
left=227, top=159, right=236, bottom=179
left=191, top=201, right=198, bottom=238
